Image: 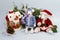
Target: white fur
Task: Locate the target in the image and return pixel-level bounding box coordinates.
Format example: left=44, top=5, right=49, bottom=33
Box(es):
left=8, top=11, right=22, bottom=30
left=30, top=28, right=34, bottom=33
left=41, top=27, right=47, bottom=30
left=13, top=20, right=19, bottom=25
left=40, top=12, right=48, bottom=20
left=32, top=9, right=35, bottom=12
left=28, top=11, right=32, bottom=15
left=37, top=22, right=41, bottom=26
left=13, top=11, right=23, bottom=24
left=25, top=27, right=28, bottom=33
left=15, top=11, right=23, bottom=18
left=49, top=25, right=53, bottom=28
left=38, top=15, right=41, bottom=18
left=46, top=28, right=53, bottom=33
left=25, top=27, right=34, bottom=33
left=8, top=13, right=15, bottom=21
left=34, top=27, right=40, bottom=32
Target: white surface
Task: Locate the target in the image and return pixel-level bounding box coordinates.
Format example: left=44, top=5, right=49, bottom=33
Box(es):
left=0, top=0, right=60, bottom=40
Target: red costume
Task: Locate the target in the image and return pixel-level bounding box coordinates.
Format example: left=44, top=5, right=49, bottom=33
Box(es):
left=36, top=9, right=53, bottom=32
left=36, top=18, right=53, bottom=32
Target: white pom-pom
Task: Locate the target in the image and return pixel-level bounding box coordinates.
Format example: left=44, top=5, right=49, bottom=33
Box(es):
left=37, top=22, right=41, bottom=26
left=30, top=28, right=34, bottom=33
left=34, top=27, right=40, bottom=32
left=46, top=28, right=53, bottom=33
left=49, top=25, right=53, bottom=28
left=32, top=9, right=35, bottom=12
left=38, top=15, right=41, bottom=18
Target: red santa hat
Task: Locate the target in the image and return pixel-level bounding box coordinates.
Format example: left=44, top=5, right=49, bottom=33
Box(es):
left=9, top=10, right=14, bottom=14
left=41, top=9, right=52, bottom=16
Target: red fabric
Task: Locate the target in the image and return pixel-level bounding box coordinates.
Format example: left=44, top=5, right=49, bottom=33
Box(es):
left=36, top=18, right=53, bottom=26
left=40, top=27, right=49, bottom=32
left=19, top=18, right=22, bottom=24
left=5, top=15, right=9, bottom=22
left=42, top=9, right=52, bottom=16
left=9, top=11, right=14, bottom=14
left=13, top=26, right=16, bottom=29
left=36, top=18, right=53, bottom=32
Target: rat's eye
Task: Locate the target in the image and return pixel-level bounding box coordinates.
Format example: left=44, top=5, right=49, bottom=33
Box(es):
left=19, top=15, right=20, bottom=16
left=10, top=16, right=11, bottom=18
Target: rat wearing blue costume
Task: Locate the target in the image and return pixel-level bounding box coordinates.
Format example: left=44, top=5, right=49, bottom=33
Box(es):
left=22, top=8, right=36, bottom=33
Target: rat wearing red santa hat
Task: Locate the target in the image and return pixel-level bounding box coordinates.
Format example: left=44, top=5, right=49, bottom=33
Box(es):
left=5, top=10, right=23, bottom=34
left=34, top=9, right=54, bottom=33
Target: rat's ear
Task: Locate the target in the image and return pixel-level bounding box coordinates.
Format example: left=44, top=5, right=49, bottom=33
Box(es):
left=32, top=9, right=35, bottom=12
left=5, top=15, right=9, bottom=22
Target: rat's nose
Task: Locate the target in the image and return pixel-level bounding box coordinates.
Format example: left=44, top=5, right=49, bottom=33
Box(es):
left=14, top=16, right=18, bottom=20
left=16, top=16, right=18, bottom=18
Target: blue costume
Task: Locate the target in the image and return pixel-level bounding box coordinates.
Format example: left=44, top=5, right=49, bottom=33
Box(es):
left=24, top=15, right=36, bottom=27
left=22, top=8, right=36, bottom=28
left=22, top=14, right=36, bottom=27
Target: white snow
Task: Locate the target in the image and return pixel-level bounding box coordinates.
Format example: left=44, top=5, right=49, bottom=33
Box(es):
left=0, top=0, right=60, bottom=40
